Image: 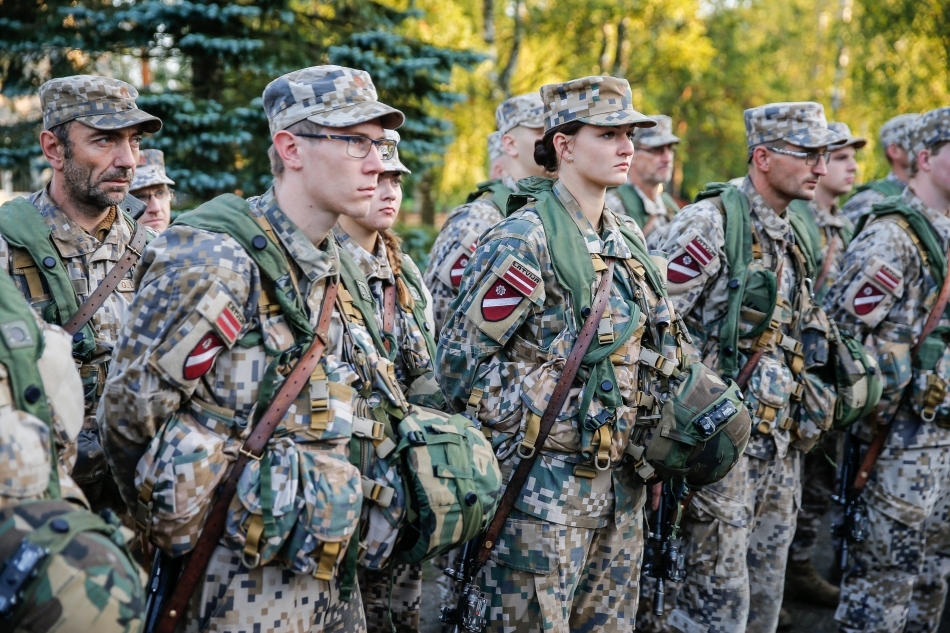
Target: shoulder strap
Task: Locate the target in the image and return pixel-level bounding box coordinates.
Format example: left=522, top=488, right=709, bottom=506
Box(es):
left=855, top=179, right=904, bottom=200
left=614, top=184, right=650, bottom=228
left=787, top=201, right=821, bottom=279
left=616, top=222, right=667, bottom=299
left=382, top=284, right=396, bottom=354
left=465, top=179, right=513, bottom=214
left=173, top=194, right=313, bottom=346
left=861, top=202, right=947, bottom=287
left=155, top=280, right=339, bottom=633
left=0, top=271, right=60, bottom=498
left=397, top=254, right=437, bottom=360
left=471, top=260, right=616, bottom=571
left=334, top=246, right=388, bottom=356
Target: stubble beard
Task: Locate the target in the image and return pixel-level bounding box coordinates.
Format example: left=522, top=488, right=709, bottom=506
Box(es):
left=62, top=156, right=130, bottom=217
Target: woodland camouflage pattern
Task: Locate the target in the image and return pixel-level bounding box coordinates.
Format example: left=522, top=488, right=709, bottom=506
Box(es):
left=540, top=76, right=654, bottom=130
left=130, top=148, right=175, bottom=191
left=495, top=93, right=544, bottom=134
left=39, top=74, right=161, bottom=132
left=744, top=101, right=843, bottom=151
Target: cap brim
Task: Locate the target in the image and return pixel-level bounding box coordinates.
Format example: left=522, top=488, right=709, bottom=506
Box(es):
left=306, top=101, right=405, bottom=130
left=77, top=109, right=162, bottom=134
left=581, top=110, right=657, bottom=128
left=831, top=137, right=867, bottom=150
left=784, top=127, right=845, bottom=149
left=131, top=173, right=175, bottom=191
left=382, top=160, right=411, bottom=174
left=637, top=134, right=682, bottom=148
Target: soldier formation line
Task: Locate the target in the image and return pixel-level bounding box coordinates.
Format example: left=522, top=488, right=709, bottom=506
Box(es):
left=0, top=65, right=948, bottom=633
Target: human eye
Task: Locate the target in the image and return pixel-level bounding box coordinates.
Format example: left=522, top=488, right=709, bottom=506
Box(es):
left=626, top=131, right=636, bottom=142
left=602, top=130, right=616, bottom=139
left=349, top=136, right=371, bottom=155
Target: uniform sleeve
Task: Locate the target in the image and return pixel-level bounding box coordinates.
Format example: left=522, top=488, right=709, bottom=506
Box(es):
left=824, top=219, right=917, bottom=418
left=97, top=228, right=256, bottom=508
left=435, top=225, right=546, bottom=415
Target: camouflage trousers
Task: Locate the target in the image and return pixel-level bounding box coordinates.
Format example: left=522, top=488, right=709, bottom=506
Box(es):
left=669, top=447, right=802, bottom=633
left=436, top=548, right=462, bottom=633
left=789, top=432, right=839, bottom=563
left=836, top=417, right=950, bottom=633
left=478, top=508, right=644, bottom=633
left=357, top=562, right=422, bottom=633
left=181, top=544, right=366, bottom=633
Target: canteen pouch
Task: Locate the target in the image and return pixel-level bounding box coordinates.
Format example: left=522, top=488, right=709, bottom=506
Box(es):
left=829, top=329, right=882, bottom=430
left=745, top=356, right=797, bottom=435
left=135, top=406, right=236, bottom=556
left=790, top=306, right=836, bottom=452
left=910, top=329, right=950, bottom=426
left=224, top=436, right=302, bottom=568
left=394, top=407, right=502, bottom=565
left=0, top=409, right=51, bottom=503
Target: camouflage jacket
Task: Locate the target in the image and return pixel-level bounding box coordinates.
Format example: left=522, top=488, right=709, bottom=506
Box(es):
left=99, top=188, right=405, bottom=573
left=824, top=187, right=950, bottom=447
left=840, top=171, right=906, bottom=225
left=650, top=177, right=835, bottom=459
left=606, top=183, right=675, bottom=242
left=436, top=179, right=678, bottom=529
left=423, top=176, right=516, bottom=335
left=809, top=199, right=853, bottom=298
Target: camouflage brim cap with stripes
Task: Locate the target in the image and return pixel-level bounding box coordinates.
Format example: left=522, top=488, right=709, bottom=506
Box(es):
left=632, top=114, right=681, bottom=148
left=495, top=93, right=545, bottom=135
left=39, top=75, right=162, bottom=133
left=540, top=76, right=655, bottom=131
left=262, top=65, right=404, bottom=135
left=131, top=149, right=175, bottom=191
left=745, top=102, right=844, bottom=157
left=908, top=106, right=950, bottom=160
left=880, top=113, right=919, bottom=151
left=828, top=122, right=867, bottom=150
left=487, top=131, right=504, bottom=162
left=382, top=129, right=411, bottom=174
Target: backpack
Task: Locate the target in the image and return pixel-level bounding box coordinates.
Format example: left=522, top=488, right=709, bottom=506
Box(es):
left=613, top=183, right=679, bottom=230
left=465, top=179, right=514, bottom=213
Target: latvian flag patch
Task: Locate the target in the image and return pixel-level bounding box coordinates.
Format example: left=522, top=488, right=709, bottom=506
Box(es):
left=668, top=236, right=714, bottom=284
left=213, top=301, right=246, bottom=346
left=853, top=283, right=886, bottom=315
left=874, top=265, right=901, bottom=292
left=481, top=258, right=541, bottom=322
left=184, top=331, right=225, bottom=380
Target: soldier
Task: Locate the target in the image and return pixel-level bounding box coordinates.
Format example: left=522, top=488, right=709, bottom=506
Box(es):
left=99, top=65, right=406, bottom=632
left=0, top=269, right=145, bottom=633
left=650, top=102, right=842, bottom=633
left=827, top=107, right=950, bottom=632
left=129, top=148, right=175, bottom=232
left=487, top=130, right=507, bottom=180
left=0, top=75, right=161, bottom=514
left=780, top=122, right=867, bottom=620
left=333, top=130, right=438, bottom=633
left=606, top=113, right=681, bottom=240
left=437, top=75, right=676, bottom=631
left=423, top=93, right=546, bottom=335
left=841, top=113, right=917, bottom=224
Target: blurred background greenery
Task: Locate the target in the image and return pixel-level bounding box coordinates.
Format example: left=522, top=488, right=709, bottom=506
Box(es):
left=2, top=0, right=948, bottom=265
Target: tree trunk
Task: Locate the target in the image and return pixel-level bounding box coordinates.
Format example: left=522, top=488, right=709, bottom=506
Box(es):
left=498, top=0, right=523, bottom=97
left=418, top=171, right=437, bottom=227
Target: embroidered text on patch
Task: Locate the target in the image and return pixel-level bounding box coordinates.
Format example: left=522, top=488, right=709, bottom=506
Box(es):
left=685, top=236, right=715, bottom=267
left=183, top=332, right=225, bottom=380
left=503, top=260, right=541, bottom=296
left=214, top=302, right=245, bottom=345
left=874, top=265, right=901, bottom=292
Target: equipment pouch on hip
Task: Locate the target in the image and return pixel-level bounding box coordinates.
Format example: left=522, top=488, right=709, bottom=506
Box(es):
left=910, top=330, right=950, bottom=426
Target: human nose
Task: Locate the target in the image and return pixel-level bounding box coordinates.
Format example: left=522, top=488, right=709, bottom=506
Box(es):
left=115, top=139, right=137, bottom=170
left=812, top=156, right=828, bottom=176
left=364, top=145, right=386, bottom=174
left=145, top=193, right=162, bottom=215
left=620, top=135, right=634, bottom=156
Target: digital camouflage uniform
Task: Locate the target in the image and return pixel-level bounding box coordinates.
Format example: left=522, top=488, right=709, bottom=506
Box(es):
left=335, top=134, right=436, bottom=633
left=606, top=114, right=681, bottom=242
left=789, top=121, right=865, bottom=567
left=826, top=107, right=950, bottom=633
left=487, top=130, right=504, bottom=164
left=424, top=92, right=543, bottom=336
left=650, top=103, right=843, bottom=633
left=437, top=76, right=673, bottom=633
left=99, top=66, right=405, bottom=633
left=0, top=76, right=161, bottom=513
left=840, top=113, right=917, bottom=225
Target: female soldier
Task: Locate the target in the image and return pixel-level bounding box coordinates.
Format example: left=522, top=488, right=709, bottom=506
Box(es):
left=436, top=77, right=679, bottom=631
left=333, top=130, right=438, bottom=633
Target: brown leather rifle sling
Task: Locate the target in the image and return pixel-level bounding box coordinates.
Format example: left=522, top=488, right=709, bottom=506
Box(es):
left=470, top=259, right=616, bottom=570
left=853, top=253, right=950, bottom=492
left=63, top=221, right=148, bottom=336
left=154, top=280, right=339, bottom=633
left=383, top=282, right=397, bottom=354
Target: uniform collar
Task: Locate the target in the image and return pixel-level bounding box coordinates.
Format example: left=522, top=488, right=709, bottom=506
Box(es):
left=886, top=170, right=906, bottom=187
left=502, top=175, right=519, bottom=192
left=904, top=187, right=950, bottom=238
left=552, top=179, right=632, bottom=259
left=333, top=226, right=395, bottom=284
left=29, top=185, right=127, bottom=258
left=740, top=176, right=792, bottom=241
left=250, top=186, right=337, bottom=283
left=631, top=182, right=666, bottom=217
left=808, top=199, right=847, bottom=229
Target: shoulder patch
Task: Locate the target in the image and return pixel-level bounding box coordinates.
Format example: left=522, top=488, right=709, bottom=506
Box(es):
left=438, top=228, right=481, bottom=289
left=667, top=229, right=719, bottom=287
left=197, top=292, right=246, bottom=347
left=464, top=253, right=544, bottom=343
left=842, top=255, right=902, bottom=325
left=183, top=332, right=225, bottom=380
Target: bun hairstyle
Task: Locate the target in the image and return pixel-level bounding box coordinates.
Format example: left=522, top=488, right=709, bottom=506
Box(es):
left=533, top=120, right=585, bottom=172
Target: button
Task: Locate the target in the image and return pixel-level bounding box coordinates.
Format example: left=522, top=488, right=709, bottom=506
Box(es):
left=600, top=380, right=614, bottom=393
left=251, top=235, right=268, bottom=250
left=50, top=519, right=70, bottom=533
left=24, top=385, right=42, bottom=404
left=723, top=346, right=734, bottom=356
left=42, top=256, right=57, bottom=269
left=581, top=306, right=591, bottom=318
left=424, top=323, right=430, bottom=332
left=72, top=332, right=85, bottom=343
left=729, top=279, right=740, bottom=289
left=465, top=492, right=478, bottom=506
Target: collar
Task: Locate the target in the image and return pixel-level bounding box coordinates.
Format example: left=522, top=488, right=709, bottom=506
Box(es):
left=552, top=179, right=632, bottom=259
left=29, top=185, right=126, bottom=257
left=740, top=176, right=792, bottom=241
left=886, top=170, right=907, bottom=186
left=808, top=199, right=847, bottom=229
left=904, top=187, right=950, bottom=239
left=250, top=187, right=337, bottom=283
left=333, top=226, right=394, bottom=284
left=631, top=182, right=666, bottom=217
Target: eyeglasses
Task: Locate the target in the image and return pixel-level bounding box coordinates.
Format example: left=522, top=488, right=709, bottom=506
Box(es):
left=293, top=133, right=397, bottom=161
left=638, top=145, right=676, bottom=156
left=766, top=146, right=830, bottom=166
left=133, top=187, right=173, bottom=204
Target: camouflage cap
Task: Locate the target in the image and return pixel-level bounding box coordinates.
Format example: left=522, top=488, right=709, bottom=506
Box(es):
left=262, top=65, right=404, bottom=136
left=632, top=114, right=681, bottom=148
left=39, top=75, right=162, bottom=133
left=828, top=122, right=867, bottom=150
left=540, top=76, right=655, bottom=131
left=908, top=107, right=950, bottom=159
left=744, top=102, right=843, bottom=153
left=130, top=149, right=175, bottom=191
left=382, top=129, right=410, bottom=174
left=487, top=131, right=504, bottom=162
left=495, top=93, right=544, bottom=135
left=879, top=113, right=919, bottom=150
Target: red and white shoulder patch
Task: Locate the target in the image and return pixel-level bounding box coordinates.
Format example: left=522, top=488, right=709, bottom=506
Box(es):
left=668, top=230, right=717, bottom=285
left=852, top=283, right=886, bottom=316
left=449, top=252, right=471, bottom=289
left=481, top=280, right=522, bottom=322
left=668, top=252, right=703, bottom=284
left=183, top=332, right=225, bottom=380
left=197, top=293, right=246, bottom=347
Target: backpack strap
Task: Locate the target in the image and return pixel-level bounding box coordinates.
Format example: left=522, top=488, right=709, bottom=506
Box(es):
left=398, top=253, right=437, bottom=361
left=854, top=178, right=904, bottom=200
left=465, top=179, right=513, bottom=214
left=335, top=246, right=389, bottom=357
left=614, top=184, right=650, bottom=228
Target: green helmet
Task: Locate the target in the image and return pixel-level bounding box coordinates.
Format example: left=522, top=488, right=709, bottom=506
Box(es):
left=644, top=361, right=752, bottom=486
left=0, top=500, right=145, bottom=633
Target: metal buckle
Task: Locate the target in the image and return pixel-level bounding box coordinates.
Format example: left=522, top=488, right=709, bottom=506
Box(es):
left=240, top=445, right=262, bottom=461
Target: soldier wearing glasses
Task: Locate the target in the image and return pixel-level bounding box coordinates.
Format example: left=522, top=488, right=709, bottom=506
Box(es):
left=130, top=148, right=175, bottom=232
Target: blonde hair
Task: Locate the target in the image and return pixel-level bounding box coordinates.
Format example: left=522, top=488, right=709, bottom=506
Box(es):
left=380, top=229, right=414, bottom=310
